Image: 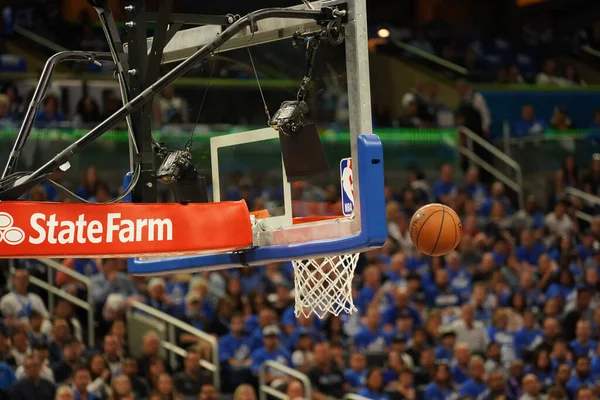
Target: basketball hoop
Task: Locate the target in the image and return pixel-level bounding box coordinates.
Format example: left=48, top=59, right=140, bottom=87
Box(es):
left=292, top=252, right=359, bottom=319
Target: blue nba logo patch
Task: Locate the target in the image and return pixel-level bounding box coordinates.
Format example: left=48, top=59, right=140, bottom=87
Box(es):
left=340, top=158, right=355, bottom=217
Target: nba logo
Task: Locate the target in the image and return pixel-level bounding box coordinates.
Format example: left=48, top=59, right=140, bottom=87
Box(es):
left=340, top=158, right=354, bottom=217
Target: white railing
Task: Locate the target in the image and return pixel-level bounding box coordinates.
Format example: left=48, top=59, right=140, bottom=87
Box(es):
left=8, top=258, right=95, bottom=346
left=259, top=360, right=312, bottom=400
left=458, top=126, right=524, bottom=209
left=344, top=394, right=372, bottom=400
left=127, top=301, right=220, bottom=391
left=566, top=186, right=600, bottom=206
left=391, top=39, right=469, bottom=76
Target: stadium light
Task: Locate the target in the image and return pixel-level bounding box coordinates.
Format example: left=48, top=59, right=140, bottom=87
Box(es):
left=377, top=28, right=390, bottom=38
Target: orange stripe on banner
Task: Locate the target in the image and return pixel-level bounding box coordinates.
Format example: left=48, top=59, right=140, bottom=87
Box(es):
left=0, top=201, right=253, bottom=258
left=293, top=215, right=345, bottom=224
left=250, top=210, right=271, bottom=219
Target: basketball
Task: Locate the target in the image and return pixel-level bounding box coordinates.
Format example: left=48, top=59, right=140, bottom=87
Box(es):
left=409, top=203, right=462, bottom=257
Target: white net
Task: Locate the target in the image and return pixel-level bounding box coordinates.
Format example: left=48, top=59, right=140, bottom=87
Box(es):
left=292, top=253, right=359, bottom=319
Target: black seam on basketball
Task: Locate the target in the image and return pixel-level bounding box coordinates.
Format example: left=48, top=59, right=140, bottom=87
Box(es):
left=446, top=209, right=458, bottom=249
left=415, top=210, right=443, bottom=254
left=430, top=206, right=446, bottom=256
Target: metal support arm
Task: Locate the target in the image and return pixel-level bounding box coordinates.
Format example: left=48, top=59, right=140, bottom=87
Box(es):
left=3, top=7, right=331, bottom=196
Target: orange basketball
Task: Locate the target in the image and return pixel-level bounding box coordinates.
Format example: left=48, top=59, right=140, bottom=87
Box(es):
left=409, top=203, right=462, bottom=256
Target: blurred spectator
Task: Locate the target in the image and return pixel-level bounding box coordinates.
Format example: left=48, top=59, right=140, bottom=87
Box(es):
left=71, top=366, right=99, bottom=400
left=423, top=362, right=454, bottom=399
left=110, top=374, right=133, bottom=400
left=508, top=65, right=526, bottom=84
left=121, top=357, right=149, bottom=399
left=250, top=325, right=292, bottom=384
left=15, top=343, right=53, bottom=383
left=357, top=368, right=390, bottom=400
left=459, top=355, right=487, bottom=398
left=1, top=83, right=24, bottom=119
left=73, top=96, right=101, bottom=127
left=565, top=356, right=594, bottom=396
left=544, top=200, right=574, bottom=238
left=550, top=106, right=573, bottom=131
left=307, top=342, right=347, bottom=400
left=0, top=268, right=49, bottom=329
left=453, top=304, right=489, bottom=353
left=233, top=384, right=257, bottom=400
left=432, top=164, right=457, bottom=204
left=51, top=338, right=82, bottom=383
left=76, top=167, right=101, bottom=202
left=35, top=95, right=65, bottom=127
left=87, top=353, right=111, bottom=398
left=590, top=108, right=600, bottom=132
left=10, top=355, right=55, bottom=400
left=219, top=313, right=252, bottom=384
left=0, top=93, right=15, bottom=129
left=575, top=386, right=595, bottom=400
left=562, top=65, right=586, bottom=86
left=425, top=81, right=447, bottom=118
left=519, top=373, right=542, bottom=400
left=353, top=306, right=389, bottom=351
left=401, top=81, right=434, bottom=126
left=514, top=105, right=548, bottom=137
left=90, top=259, right=138, bottom=304
left=536, top=60, right=560, bottom=85
left=199, top=383, right=219, bottom=400
left=154, top=85, right=187, bottom=126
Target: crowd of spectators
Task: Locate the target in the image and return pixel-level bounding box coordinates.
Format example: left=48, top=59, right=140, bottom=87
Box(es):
left=0, top=152, right=600, bottom=400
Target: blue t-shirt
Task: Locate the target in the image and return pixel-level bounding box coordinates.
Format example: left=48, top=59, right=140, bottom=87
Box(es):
left=514, top=327, right=543, bottom=353
left=513, top=119, right=548, bottom=137
left=459, top=379, right=487, bottom=399
left=546, top=283, right=575, bottom=303
left=353, top=325, right=390, bottom=352
left=406, top=255, right=429, bottom=275
left=515, top=243, right=547, bottom=266
left=424, top=382, right=454, bottom=400
left=287, top=327, right=325, bottom=352
left=434, top=346, right=454, bottom=362
left=219, top=333, right=252, bottom=363
left=524, top=366, right=554, bottom=388
left=433, top=181, right=457, bottom=202
left=566, top=374, right=595, bottom=395
left=356, top=388, right=391, bottom=400
left=381, top=304, right=422, bottom=327
left=0, top=362, right=15, bottom=390
left=570, top=339, right=597, bottom=358
left=576, top=244, right=594, bottom=261
left=250, top=347, right=293, bottom=374
left=425, top=285, right=462, bottom=309
left=451, top=364, right=469, bottom=385
left=479, top=196, right=513, bottom=217
left=463, top=182, right=487, bottom=204
left=345, top=369, right=367, bottom=387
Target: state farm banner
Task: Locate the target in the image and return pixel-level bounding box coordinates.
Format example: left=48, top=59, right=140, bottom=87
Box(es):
left=0, top=201, right=253, bottom=258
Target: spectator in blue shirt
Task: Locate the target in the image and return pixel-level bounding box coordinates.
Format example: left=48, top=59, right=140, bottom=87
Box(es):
left=426, top=269, right=462, bottom=309
left=566, top=356, right=595, bottom=396
left=462, top=167, right=487, bottom=207
left=450, top=343, right=471, bottom=385
left=576, top=231, right=595, bottom=262
left=356, top=266, right=383, bottom=315
left=357, top=368, right=391, bottom=400
left=479, top=182, right=514, bottom=217
left=381, top=289, right=422, bottom=330
left=445, top=251, right=472, bottom=302
left=353, top=307, right=389, bottom=352
left=0, top=361, right=15, bottom=391
left=458, top=356, right=487, bottom=399
left=72, top=366, right=100, bottom=400
left=487, top=309, right=516, bottom=366
left=514, top=104, right=548, bottom=137
left=525, top=350, right=554, bottom=389
left=345, top=353, right=367, bottom=388
left=432, top=164, right=457, bottom=204
left=514, top=311, right=543, bottom=356
left=35, top=94, right=65, bottom=128
left=424, top=363, right=455, bottom=400
left=219, top=313, right=252, bottom=387
left=434, top=329, right=457, bottom=362
left=515, top=229, right=547, bottom=267
left=570, top=320, right=597, bottom=358
left=250, top=325, right=293, bottom=383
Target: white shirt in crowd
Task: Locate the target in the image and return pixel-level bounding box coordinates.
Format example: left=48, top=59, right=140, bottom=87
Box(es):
left=0, top=291, right=49, bottom=322
left=544, top=212, right=574, bottom=237
left=16, top=361, right=54, bottom=383
left=452, top=319, right=490, bottom=353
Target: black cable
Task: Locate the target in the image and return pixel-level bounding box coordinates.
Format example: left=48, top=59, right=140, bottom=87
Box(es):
left=184, top=59, right=217, bottom=151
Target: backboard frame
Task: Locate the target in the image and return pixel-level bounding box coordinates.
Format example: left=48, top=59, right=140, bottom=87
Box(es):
left=127, top=0, right=385, bottom=274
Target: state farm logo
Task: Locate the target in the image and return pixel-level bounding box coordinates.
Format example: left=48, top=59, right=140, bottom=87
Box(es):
left=0, top=212, right=26, bottom=245
left=0, top=212, right=173, bottom=246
